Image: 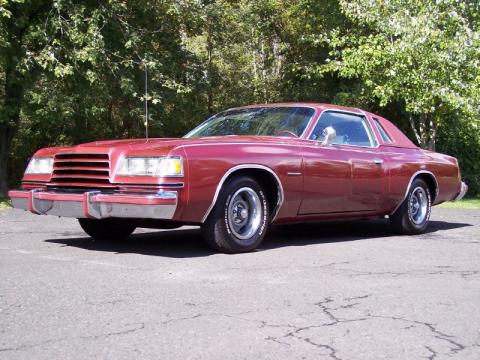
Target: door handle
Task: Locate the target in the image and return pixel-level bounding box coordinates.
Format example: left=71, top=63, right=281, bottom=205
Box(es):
left=373, top=159, right=383, bottom=164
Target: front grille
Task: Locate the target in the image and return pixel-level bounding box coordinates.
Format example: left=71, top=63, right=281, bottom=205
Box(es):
left=50, top=153, right=113, bottom=187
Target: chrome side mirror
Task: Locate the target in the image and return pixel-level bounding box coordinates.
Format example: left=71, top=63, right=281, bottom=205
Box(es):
left=321, top=126, right=336, bottom=146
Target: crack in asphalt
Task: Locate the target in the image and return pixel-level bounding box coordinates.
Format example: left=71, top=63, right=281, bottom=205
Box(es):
left=366, top=314, right=466, bottom=355
left=425, top=345, right=437, bottom=360
left=0, top=322, right=145, bottom=353
left=264, top=336, right=291, bottom=347
left=1, top=209, right=478, bottom=358
left=156, top=294, right=469, bottom=358
left=162, top=314, right=202, bottom=324
left=340, top=268, right=480, bottom=279
left=289, top=334, right=342, bottom=360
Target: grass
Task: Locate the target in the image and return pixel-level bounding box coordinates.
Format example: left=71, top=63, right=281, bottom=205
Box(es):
left=0, top=197, right=11, bottom=210
left=439, top=197, right=480, bottom=209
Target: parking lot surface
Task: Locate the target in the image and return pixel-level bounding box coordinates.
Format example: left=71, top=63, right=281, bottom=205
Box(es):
left=1, top=207, right=479, bottom=359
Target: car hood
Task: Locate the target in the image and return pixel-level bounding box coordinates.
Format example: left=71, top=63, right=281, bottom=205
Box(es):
left=35, top=136, right=302, bottom=157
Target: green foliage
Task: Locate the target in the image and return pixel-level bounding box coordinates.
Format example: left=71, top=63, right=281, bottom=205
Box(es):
left=437, top=113, right=480, bottom=195
left=322, top=0, right=480, bottom=149
left=0, top=197, right=9, bottom=209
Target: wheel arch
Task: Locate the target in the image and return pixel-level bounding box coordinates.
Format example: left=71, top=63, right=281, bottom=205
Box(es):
left=201, top=164, right=285, bottom=223
left=390, top=170, right=439, bottom=215
left=416, top=172, right=439, bottom=203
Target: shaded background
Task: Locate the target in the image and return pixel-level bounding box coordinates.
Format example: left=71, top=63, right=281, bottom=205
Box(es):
left=1, top=0, right=479, bottom=196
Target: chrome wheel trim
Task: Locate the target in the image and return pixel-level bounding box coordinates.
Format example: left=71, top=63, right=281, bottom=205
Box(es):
left=409, top=186, right=428, bottom=225
left=227, top=187, right=262, bottom=240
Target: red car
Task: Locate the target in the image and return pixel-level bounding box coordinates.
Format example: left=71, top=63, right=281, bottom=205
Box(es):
left=9, top=103, right=467, bottom=253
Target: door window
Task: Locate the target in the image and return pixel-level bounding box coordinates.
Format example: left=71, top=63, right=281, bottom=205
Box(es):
left=310, top=111, right=377, bottom=147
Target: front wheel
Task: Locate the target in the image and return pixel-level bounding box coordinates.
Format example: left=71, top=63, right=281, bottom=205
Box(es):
left=78, top=218, right=136, bottom=241
left=390, top=178, right=432, bottom=234
left=202, top=176, right=269, bottom=253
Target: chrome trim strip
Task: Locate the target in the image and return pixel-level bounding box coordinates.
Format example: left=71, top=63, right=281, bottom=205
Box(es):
left=176, top=140, right=385, bottom=151
left=287, top=172, right=302, bottom=176
left=389, top=170, right=439, bottom=215
left=201, top=164, right=285, bottom=223
left=54, top=152, right=110, bottom=155
left=116, top=182, right=184, bottom=188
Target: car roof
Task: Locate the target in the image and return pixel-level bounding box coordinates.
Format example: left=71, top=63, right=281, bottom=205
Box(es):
left=230, top=102, right=363, bottom=114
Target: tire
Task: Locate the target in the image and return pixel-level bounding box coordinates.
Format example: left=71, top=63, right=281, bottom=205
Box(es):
left=78, top=218, right=136, bottom=241
left=202, top=176, right=270, bottom=253
left=390, top=178, right=432, bottom=234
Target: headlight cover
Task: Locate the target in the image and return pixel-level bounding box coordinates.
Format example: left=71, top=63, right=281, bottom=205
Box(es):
left=116, top=156, right=183, bottom=177
left=25, top=157, right=54, bottom=174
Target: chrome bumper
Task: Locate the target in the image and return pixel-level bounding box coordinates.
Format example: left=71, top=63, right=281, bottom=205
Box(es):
left=8, top=189, right=178, bottom=220
left=454, top=182, right=468, bottom=201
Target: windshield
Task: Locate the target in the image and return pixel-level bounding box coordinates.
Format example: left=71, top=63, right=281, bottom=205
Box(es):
left=184, top=106, right=315, bottom=138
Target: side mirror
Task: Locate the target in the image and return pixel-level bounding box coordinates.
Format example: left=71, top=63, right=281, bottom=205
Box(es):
left=321, top=126, right=336, bottom=146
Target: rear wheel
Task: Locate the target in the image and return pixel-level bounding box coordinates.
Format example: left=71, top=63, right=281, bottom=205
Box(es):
left=202, top=176, right=269, bottom=253
left=390, top=178, right=432, bottom=234
left=78, top=218, right=136, bottom=241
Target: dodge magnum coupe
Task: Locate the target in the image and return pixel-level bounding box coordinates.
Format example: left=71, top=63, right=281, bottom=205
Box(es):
left=9, top=103, right=467, bottom=253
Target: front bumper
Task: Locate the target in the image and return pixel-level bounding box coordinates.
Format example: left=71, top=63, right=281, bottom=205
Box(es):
left=8, top=189, right=178, bottom=220
left=454, top=181, right=468, bottom=201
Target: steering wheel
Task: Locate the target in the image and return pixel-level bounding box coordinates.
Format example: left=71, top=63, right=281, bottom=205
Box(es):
left=274, top=129, right=298, bottom=138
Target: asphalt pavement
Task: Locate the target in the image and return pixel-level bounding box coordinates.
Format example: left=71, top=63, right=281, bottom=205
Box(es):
left=0, top=207, right=479, bottom=360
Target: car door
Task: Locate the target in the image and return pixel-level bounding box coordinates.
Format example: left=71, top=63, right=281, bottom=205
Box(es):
left=299, top=110, right=386, bottom=214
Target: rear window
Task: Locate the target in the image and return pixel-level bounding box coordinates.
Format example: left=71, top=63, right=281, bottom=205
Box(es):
left=372, top=117, right=392, bottom=143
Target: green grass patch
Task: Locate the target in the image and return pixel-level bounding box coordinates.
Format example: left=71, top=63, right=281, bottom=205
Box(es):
left=439, top=197, right=480, bottom=209
left=0, top=197, right=11, bottom=210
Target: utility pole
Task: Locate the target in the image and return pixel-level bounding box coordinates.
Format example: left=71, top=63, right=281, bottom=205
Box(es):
left=144, top=61, right=149, bottom=139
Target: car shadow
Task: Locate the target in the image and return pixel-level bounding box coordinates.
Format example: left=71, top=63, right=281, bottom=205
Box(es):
left=262, top=218, right=472, bottom=249
left=44, top=218, right=473, bottom=258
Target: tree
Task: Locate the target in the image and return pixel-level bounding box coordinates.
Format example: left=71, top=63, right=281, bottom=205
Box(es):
left=322, top=0, right=480, bottom=150
left=0, top=0, right=199, bottom=196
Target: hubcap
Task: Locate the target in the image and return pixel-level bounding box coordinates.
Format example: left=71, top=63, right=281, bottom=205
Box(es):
left=409, top=186, right=428, bottom=225
left=227, top=187, right=262, bottom=240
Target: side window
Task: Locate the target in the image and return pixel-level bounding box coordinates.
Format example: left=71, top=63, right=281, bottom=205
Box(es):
left=310, top=111, right=377, bottom=147
left=372, top=117, right=393, bottom=143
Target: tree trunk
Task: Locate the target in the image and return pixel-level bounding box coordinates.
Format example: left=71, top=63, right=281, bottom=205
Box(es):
left=1, top=44, right=24, bottom=197
left=0, top=2, right=41, bottom=197
left=408, top=113, right=437, bottom=151
left=0, top=124, right=17, bottom=197
left=0, top=73, right=23, bottom=197
left=207, top=33, right=214, bottom=114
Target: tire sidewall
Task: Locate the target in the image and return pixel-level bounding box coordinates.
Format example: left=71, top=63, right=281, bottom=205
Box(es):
left=217, top=177, right=269, bottom=251
left=404, top=179, right=431, bottom=232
